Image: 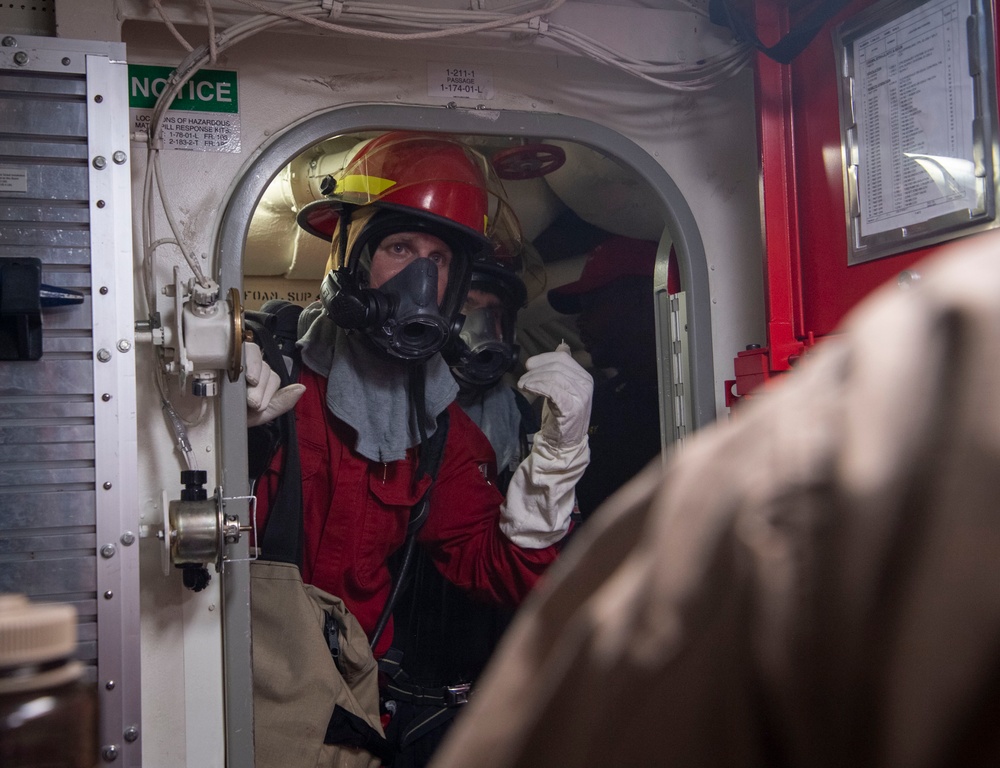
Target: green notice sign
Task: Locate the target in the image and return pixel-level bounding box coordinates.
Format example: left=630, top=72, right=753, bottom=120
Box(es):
left=128, top=64, right=238, bottom=113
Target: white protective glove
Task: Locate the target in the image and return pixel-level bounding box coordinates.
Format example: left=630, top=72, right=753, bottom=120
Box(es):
left=500, top=342, right=593, bottom=548
left=244, top=341, right=306, bottom=427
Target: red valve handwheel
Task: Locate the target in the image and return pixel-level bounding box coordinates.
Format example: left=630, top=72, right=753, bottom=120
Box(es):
left=491, top=143, right=567, bottom=180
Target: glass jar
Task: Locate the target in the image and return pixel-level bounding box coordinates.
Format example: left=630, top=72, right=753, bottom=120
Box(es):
left=0, top=594, right=98, bottom=767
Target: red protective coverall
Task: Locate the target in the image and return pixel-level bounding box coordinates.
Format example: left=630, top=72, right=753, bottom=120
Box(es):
left=255, top=366, right=559, bottom=657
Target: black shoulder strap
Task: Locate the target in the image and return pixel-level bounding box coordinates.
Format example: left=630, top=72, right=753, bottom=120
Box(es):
left=255, top=407, right=302, bottom=565
left=245, top=300, right=303, bottom=387
left=408, top=406, right=450, bottom=534
left=368, top=405, right=450, bottom=649
left=245, top=302, right=305, bottom=565
left=245, top=302, right=304, bottom=483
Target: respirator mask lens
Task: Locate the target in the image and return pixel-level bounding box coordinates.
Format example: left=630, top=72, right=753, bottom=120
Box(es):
left=454, top=302, right=517, bottom=386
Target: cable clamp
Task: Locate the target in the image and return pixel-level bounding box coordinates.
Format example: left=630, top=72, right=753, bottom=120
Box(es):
left=528, top=15, right=549, bottom=35
left=322, top=0, right=344, bottom=18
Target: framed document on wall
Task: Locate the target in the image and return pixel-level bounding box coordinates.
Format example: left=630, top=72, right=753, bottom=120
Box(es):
left=835, top=0, right=999, bottom=265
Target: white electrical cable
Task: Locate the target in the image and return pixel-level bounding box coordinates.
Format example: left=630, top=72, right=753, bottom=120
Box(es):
left=142, top=0, right=748, bottom=300
left=141, top=0, right=750, bottom=307
left=227, top=0, right=568, bottom=41
left=203, top=0, right=219, bottom=62
left=140, top=150, right=156, bottom=312
left=150, top=0, right=195, bottom=51
left=152, top=151, right=209, bottom=286
left=141, top=0, right=750, bottom=436
left=141, top=9, right=288, bottom=304
left=140, top=2, right=307, bottom=464
left=544, top=23, right=752, bottom=91
left=213, top=0, right=748, bottom=90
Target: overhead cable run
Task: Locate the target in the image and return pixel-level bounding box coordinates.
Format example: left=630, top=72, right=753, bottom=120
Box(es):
left=137, top=0, right=751, bottom=454
left=140, top=0, right=751, bottom=295
left=138, top=0, right=750, bottom=333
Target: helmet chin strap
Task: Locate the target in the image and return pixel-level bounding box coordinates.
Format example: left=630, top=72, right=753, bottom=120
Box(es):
left=337, top=208, right=352, bottom=268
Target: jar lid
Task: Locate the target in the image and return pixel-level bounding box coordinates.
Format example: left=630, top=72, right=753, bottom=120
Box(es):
left=0, top=593, right=77, bottom=669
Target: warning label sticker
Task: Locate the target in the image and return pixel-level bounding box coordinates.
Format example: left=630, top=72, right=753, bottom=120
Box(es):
left=128, top=64, right=241, bottom=153
left=0, top=168, right=28, bottom=193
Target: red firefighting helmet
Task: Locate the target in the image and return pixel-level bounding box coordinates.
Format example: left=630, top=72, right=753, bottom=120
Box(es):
left=297, top=131, right=519, bottom=264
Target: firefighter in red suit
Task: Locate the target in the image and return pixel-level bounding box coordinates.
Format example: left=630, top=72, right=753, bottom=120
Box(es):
left=245, top=132, right=593, bottom=766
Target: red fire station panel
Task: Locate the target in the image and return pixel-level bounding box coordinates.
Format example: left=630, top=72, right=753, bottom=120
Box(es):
left=731, top=0, right=1000, bottom=402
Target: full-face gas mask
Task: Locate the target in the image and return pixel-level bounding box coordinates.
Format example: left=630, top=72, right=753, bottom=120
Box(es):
left=320, top=210, right=471, bottom=360
left=446, top=266, right=524, bottom=388
left=444, top=216, right=544, bottom=389
left=296, top=132, right=521, bottom=362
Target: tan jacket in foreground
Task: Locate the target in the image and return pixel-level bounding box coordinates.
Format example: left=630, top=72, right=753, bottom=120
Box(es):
left=430, top=231, right=1000, bottom=768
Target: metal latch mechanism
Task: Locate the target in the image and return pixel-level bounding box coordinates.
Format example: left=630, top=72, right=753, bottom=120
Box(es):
left=135, top=269, right=245, bottom=397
